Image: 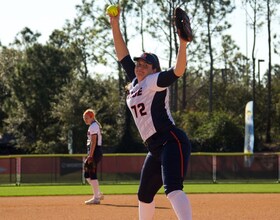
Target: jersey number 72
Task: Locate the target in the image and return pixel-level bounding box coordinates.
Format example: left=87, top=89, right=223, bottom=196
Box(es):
left=131, top=103, right=147, bottom=118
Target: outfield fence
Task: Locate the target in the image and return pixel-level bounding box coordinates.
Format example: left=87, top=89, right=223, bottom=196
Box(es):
left=0, top=153, right=279, bottom=185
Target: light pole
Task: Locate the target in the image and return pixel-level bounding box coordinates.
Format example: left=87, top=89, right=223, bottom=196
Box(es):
left=258, top=59, right=265, bottom=86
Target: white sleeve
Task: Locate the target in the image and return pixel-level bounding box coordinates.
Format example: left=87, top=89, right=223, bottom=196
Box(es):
left=89, top=123, right=99, bottom=135
left=145, top=72, right=166, bottom=91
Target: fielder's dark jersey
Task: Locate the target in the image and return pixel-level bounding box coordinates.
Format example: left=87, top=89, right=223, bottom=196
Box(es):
left=120, top=55, right=179, bottom=141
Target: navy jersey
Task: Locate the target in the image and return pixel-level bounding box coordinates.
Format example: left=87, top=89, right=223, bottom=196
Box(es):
left=121, top=55, right=179, bottom=141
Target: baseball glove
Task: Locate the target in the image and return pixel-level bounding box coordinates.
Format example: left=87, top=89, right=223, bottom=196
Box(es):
left=174, top=7, right=193, bottom=42
left=84, top=156, right=94, bottom=172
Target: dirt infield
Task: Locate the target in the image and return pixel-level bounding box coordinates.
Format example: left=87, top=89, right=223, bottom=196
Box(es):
left=1, top=194, right=279, bottom=220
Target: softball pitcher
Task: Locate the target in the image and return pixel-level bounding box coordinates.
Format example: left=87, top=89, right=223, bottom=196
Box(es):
left=108, top=7, right=192, bottom=220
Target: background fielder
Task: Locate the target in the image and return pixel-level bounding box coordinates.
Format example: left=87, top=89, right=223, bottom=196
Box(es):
left=83, top=109, right=104, bottom=205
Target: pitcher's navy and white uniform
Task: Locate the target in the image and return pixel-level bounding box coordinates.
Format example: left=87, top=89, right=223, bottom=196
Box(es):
left=121, top=55, right=192, bottom=203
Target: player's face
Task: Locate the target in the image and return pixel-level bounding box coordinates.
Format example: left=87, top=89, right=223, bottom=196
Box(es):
left=135, top=60, right=156, bottom=81
left=83, top=115, right=92, bottom=125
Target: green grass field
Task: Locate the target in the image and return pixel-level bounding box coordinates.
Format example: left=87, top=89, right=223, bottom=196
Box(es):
left=0, top=183, right=279, bottom=197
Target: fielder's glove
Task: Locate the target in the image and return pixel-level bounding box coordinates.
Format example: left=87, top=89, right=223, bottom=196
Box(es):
left=84, top=156, right=94, bottom=172
left=174, top=7, right=193, bottom=42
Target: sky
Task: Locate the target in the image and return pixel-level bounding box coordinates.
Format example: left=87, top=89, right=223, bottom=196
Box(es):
left=0, top=0, right=81, bottom=45
left=0, top=0, right=279, bottom=78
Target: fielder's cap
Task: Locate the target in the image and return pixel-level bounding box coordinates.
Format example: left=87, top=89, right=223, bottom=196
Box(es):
left=133, top=52, right=160, bottom=69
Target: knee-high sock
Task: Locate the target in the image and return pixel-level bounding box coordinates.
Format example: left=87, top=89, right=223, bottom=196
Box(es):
left=86, top=178, right=100, bottom=198
left=91, top=179, right=101, bottom=198
left=139, top=200, right=155, bottom=220
left=167, top=190, right=192, bottom=220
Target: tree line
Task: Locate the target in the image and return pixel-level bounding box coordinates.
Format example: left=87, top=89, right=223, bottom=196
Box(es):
left=0, top=0, right=280, bottom=154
